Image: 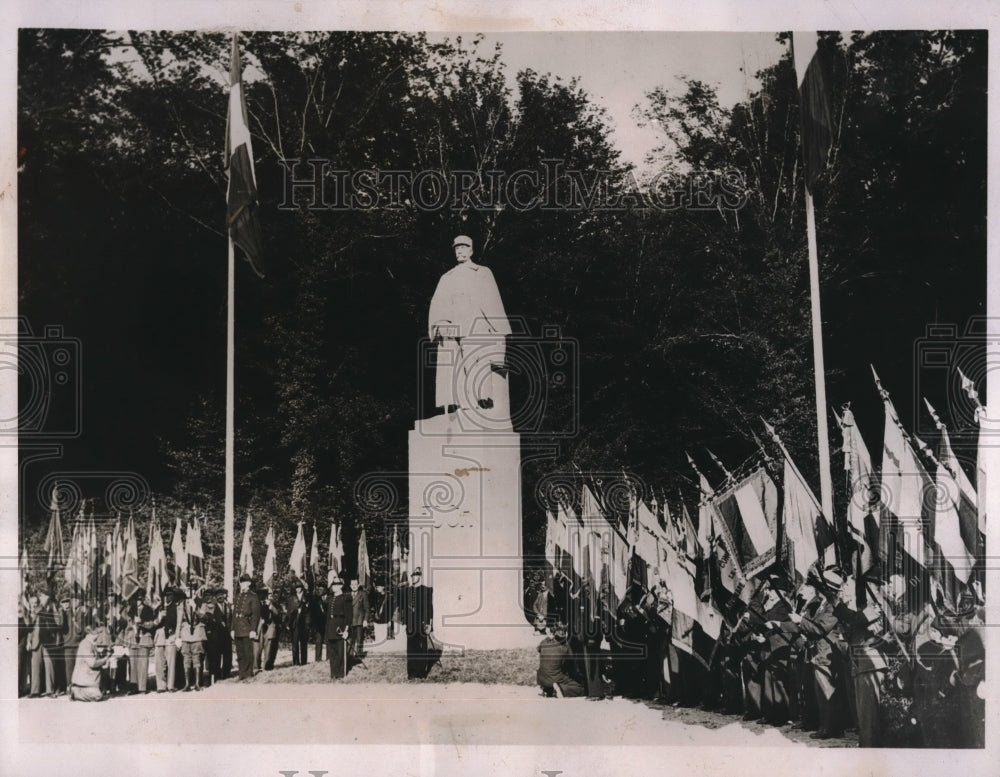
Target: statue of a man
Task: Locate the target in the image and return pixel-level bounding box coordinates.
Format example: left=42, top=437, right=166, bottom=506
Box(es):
left=428, top=235, right=511, bottom=412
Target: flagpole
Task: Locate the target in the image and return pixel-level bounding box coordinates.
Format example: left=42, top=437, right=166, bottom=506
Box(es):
left=805, top=188, right=835, bottom=528
left=224, top=234, right=235, bottom=602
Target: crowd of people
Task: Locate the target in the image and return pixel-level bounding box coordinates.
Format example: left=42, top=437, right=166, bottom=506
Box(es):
left=534, top=565, right=986, bottom=747
left=18, top=566, right=438, bottom=700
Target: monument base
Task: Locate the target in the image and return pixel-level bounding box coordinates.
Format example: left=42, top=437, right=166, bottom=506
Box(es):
left=409, top=409, right=535, bottom=651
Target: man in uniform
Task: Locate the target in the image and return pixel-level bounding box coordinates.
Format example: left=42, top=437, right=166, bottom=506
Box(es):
left=230, top=572, right=261, bottom=681
left=404, top=567, right=436, bottom=679
left=428, top=234, right=512, bottom=413
left=325, top=577, right=351, bottom=679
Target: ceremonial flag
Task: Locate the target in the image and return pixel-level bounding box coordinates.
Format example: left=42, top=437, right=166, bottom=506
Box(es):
left=925, top=400, right=977, bottom=585
left=121, top=515, right=140, bottom=602
left=289, top=521, right=307, bottom=581
left=781, top=454, right=834, bottom=579
left=357, top=529, right=371, bottom=588
left=20, top=546, right=29, bottom=597
left=263, top=524, right=277, bottom=588
left=225, top=34, right=264, bottom=277
left=239, top=512, right=254, bottom=578
left=328, top=521, right=344, bottom=582
left=187, top=513, right=205, bottom=585
left=171, top=516, right=187, bottom=584
left=544, top=508, right=558, bottom=592
left=876, top=373, right=932, bottom=608
left=309, top=523, right=321, bottom=581
left=44, top=489, right=65, bottom=574
left=957, top=368, right=987, bottom=535
left=64, top=508, right=84, bottom=593
left=147, top=509, right=167, bottom=599
left=792, top=32, right=834, bottom=192
left=712, top=467, right=780, bottom=579
left=390, top=524, right=402, bottom=586
left=113, top=514, right=124, bottom=595
left=103, top=530, right=114, bottom=599
left=85, top=512, right=99, bottom=595
left=839, top=407, right=879, bottom=572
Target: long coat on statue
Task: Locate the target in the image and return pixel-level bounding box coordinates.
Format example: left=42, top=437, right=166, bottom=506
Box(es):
left=428, top=261, right=511, bottom=408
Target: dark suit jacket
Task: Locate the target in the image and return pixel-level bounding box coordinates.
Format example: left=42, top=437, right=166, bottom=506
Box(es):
left=231, top=590, right=261, bottom=638
left=351, top=589, right=370, bottom=626
left=404, top=585, right=433, bottom=636
left=286, top=592, right=310, bottom=635
left=325, top=592, right=351, bottom=640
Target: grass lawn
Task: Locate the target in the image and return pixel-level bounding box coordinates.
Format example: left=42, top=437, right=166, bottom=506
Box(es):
left=251, top=647, right=538, bottom=686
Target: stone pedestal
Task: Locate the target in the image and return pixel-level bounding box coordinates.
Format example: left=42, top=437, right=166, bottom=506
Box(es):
left=408, top=408, right=537, bottom=650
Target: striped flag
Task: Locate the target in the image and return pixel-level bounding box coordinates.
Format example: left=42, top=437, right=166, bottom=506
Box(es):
left=328, top=521, right=344, bottom=583
left=121, top=515, right=140, bottom=602
left=171, top=516, right=187, bottom=584
left=147, top=509, right=167, bottom=599
left=263, top=524, right=276, bottom=588
left=238, top=512, right=254, bottom=578
left=792, top=32, right=834, bottom=191
left=839, top=407, right=879, bottom=572
left=309, top=522, right=321, bottom=580
left=44, top=489, right=65, bottom=574
left=289, top=521, right=307, bottom=582
left=358, top=529, right=370, bottom=588
left=225, top=34, right=264, bottom=277
left=187, top=513, right=205, bottom=585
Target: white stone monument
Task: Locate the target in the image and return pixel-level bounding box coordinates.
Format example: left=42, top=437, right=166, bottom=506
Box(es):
left=408, top=235, right=537, bottom=650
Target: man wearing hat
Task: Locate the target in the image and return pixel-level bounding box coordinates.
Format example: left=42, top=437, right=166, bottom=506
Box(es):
left=286, top=578, right=311, bottom=666
left=537, top=622, right=585, bottom=698
left=231, top=573, right=261, bottom=681
left=324, top=578, right=351, bottom=679
left=427, top=234, right=512, bottom=413
left=403, top=567, right=436, bottom=679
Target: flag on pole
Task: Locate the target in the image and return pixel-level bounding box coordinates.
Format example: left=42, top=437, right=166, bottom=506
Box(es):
left=263, top=524, right=277, bottom=588
left=925, top=400, right=977, bottom=585
left=358, top=529, right=370, bottom=588
left=328, top=521, right=344, bottom=583
left=239, top=512, right=254, bottom=578
left=309, top=522, right=321, bottom=581
left=838, top=406, right=879, bottom=572
left=147, top=506, right=167, bottom=599
left=20, top=546, right=30, bottom=597
left=781, top=454, right=832, bottom=579
left=957, top=367, right=987, bottom=536
left=85, top=510, right=99, bottom=595
left=187, top=512, right=205, bottom=586
left=113, top=513, right=124, bottom=595
left=226, top=34, right=264, bottom=277
left=44, top=489, right=65, bottom=575
left=289, top=521, right=307, bottom=582
left=792, top=32, right=834, bottom=191
left=121, top=515, right=140, bottom=601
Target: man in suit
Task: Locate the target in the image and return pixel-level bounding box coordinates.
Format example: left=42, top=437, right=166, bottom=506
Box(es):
left=259, top=588, right=281, bottom=671
left=404, top=568, right=436, bottom=679
left=286, top=579, right=310, bottom=666
left=231, top=573, right=261, bottom=681
left=325, top=578, right=351, bottom=679
left=309, top=584, right=328, bottom=661
left=348, top=578, right=370, bottom=659
left=537, top=621, right=585, bottom=697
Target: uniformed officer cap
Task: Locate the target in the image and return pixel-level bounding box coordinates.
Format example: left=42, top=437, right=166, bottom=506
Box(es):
left=452, top=235, right=473, bottom=249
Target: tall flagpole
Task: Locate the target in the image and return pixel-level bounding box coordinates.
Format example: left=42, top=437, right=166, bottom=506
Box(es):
left=224, top=235, right=235, bottom=602
left=805, top=188, right=834, bottom=524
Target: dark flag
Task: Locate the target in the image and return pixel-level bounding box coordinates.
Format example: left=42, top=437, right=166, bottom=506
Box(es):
left=225, top=34, right=265, bottom=277
left=792, top=32, right=834, bottom=191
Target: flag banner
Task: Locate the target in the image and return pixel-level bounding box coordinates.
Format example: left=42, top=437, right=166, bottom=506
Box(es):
left=44, top=490, right=65, bottom=573
left=171, top=516, right=187, bottom=581
left=879, top=403, right=934, bottom=610
left=792, top=32, right=834, bottom=191
left=187, top=516, right=205, bottom=585
left=544, top=509, right=558, bottom=592
left=712, top=467, right=779, bottom=579
left=328, top=521, right=344, bottom=580
left=85, top=516, right=99, bottom=595
left=936, top=422, right=981, bottom=560
left=20, top=547, right=29, bottom=597
left=121, top=516, right=140, bottom=602
left=611, top=521, right=629, bottom=602
left=263, top=524, right=277, bottom=588
left=781, top=456, right=834, bottom=579
left=147, top=514, right=166, bottom=599
left=931, top=454, right=975, bottom=586
left=113, top=517, right=124, bottom=595
left=289, top=522, right=307, bottom=581
left=239, top=513, right=254, bottom=577
left=358, top=528, right=370, bottom=588
left=103, top=531, right=114, bottom=599
left=225, top=34, right=264, bottom=276
left=840, top=407, right=879, bottom=572
left=64, top=517, right=82, bottom=591
left=309, top=523, right=321, bottom=580
left=390, top=524, right=401, bottom=586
